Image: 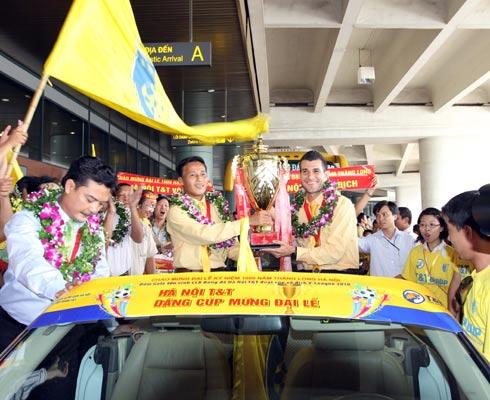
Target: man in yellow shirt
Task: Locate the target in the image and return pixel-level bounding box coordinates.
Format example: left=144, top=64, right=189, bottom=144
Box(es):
left=442, top=185, right=490, bottom=361
left=264, top=151, right=358, bottom=271
left=167, top=156, right=272, bottom=272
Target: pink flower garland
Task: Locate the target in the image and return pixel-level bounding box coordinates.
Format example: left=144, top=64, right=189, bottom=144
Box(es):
left=171, top=192, right=236, bottom=249
left=24, top=189, right=103, bottom=282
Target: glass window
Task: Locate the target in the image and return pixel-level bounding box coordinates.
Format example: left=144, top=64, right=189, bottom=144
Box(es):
left=126, top=120, right=138, bottom=139
left=137, top=151, right=150, bottom=175
left=127, top=145, right=137, bottom=173
left=109, top=110, right=127, bottom=131
left=0, top=75, right=42, bottom=160
left=1, top=319, right=489, bottom=400
left=88, top=100, right=109, bottom=119
left=89, top=125, right=109, bottom=164
left=108, top=136, right=126, bottom=173
left=149, top=159, right=160, bottom=177
left=149, top=129, right=159, bottom=153
left=137, top=126, right=150, bottom=147
left=43, top=101, right=84, bottom=167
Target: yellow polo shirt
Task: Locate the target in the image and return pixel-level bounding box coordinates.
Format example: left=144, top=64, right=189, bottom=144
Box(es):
left=451, top=253, right=474, bottom=280
left=167, top=197, right=241, bottom=271
left=462, top=266, right=490, bottom=361
left=402, top=242, right=455, bottom=308
left=296, top=194, right=359, bottom=271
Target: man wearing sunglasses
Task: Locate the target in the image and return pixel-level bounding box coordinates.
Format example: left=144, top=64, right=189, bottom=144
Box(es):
left=442, top=184, right=490, bottom=361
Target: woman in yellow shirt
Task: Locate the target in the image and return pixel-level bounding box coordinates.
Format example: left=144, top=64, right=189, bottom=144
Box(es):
left=400, top=208, right=456, bottom=308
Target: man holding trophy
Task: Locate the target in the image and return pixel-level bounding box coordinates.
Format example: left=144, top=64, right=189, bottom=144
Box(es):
left=166, top=156, right=272, bottom=272
left=264, top=151, right=359, bottom=272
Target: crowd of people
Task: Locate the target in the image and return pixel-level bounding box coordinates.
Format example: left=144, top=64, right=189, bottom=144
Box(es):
left=0, top=122, right=487, bottom=362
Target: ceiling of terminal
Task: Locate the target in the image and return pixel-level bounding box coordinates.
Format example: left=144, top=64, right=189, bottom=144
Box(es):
left=249, top=0, right=490, bottom=184
left=2, top=0, right=490, bottom=193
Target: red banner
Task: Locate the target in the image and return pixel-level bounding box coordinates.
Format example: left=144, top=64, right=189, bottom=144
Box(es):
left=286, top=165, right=375, bottom=193
left=117, top=172, right=182, bottom=195
left=118, top=165, right=375, bottom=197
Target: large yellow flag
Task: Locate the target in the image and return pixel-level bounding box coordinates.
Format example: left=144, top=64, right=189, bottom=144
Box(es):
left=43, top=0, right=267, bottom=144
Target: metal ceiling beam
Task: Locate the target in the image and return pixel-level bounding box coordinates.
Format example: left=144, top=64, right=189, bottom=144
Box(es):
left=313, top=0, right=364, bottom=113
left=355, top=0, right=446, bottom=29
left=396, top=143, right=416, bottom=177
left=247, top=0, right=270, bottom=113
left=373, top=0, right=481, bottom=113
left=264, top=0, right=341, bottom=28
left=364, top=144, right=375, bottom=165
left=432, top=35, right=490, bottom=112
left=265, top=106, right=490, bottom=145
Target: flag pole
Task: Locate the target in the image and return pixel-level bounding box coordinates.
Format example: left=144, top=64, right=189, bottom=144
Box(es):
left=6, top=72, right=50, bottom=176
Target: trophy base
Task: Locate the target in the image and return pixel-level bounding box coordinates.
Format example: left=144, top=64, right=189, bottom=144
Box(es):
left=250, top=232, right=280, bottom=250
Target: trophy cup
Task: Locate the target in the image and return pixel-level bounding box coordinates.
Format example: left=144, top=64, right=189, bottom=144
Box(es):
left=276, top=282, right=301, bottom=314
left=234, top=137, right=288, bottom=249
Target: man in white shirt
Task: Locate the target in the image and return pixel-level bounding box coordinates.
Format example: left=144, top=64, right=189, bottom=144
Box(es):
left=105, top=183, right=144, bottom=276
left=396, top=206, right=418, bottom=241
left=0, top=156, right=116, bottom=351
left=359, top=201, right=415, bottom=277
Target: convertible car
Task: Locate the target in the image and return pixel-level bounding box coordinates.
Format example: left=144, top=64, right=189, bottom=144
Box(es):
left=0, top=272, right=488, bottom=400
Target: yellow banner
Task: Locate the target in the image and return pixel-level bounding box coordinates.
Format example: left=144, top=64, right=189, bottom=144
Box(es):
left=43, top=0, right=267, bottom=144
left=41, top=273, right=458, bottom=330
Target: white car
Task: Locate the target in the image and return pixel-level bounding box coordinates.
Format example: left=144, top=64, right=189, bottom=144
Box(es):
left=0, top=272, right=488, bottom=400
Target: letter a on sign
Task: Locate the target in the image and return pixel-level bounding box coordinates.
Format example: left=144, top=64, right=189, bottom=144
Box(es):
left=192, top=45, right=204, bottom=62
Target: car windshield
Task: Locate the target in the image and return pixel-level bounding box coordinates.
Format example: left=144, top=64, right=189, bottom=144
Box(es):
left=0, top=316, right=488, bottom=400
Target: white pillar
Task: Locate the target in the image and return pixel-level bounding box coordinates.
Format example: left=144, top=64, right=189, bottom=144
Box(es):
left=396, top=185, right=422, bottom=223
left=419, top=135, right=489, bottom=209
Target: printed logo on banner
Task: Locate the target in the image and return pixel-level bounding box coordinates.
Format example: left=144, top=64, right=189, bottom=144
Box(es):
left=403, top=289, right=425, bottom=305
left=350, top=284, right=389, bottom=318
left=132, top=48, right=160, bottom=118
left=98, top=284, right=133, bottom=317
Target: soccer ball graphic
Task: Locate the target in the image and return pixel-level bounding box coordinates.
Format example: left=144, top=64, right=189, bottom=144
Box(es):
left=113, top=287, right=131, bottom=299
left=357, top=287, right=377, bottom=300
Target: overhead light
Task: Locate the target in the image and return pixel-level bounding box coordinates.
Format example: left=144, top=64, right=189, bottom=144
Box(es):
left=207, top=89, right=215, bottom=93
left=358, top=49, right=375, bottom=85
left=1, top=98, right=10, bottom=102
left=358, top=66, right=375, bottom=85
left=52, top=122, right=58, bottom=126
left=220, top=115, right=226, bottom=119
left=24, top=94, right=31, bottom=99
left=69, top=131, right=76, bottom=135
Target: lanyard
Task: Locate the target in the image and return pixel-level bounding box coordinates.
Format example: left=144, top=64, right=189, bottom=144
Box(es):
left=384, top=236, right=400, bottom=253
left=70, top=228, right=82, bottom=264
left=303, top=199, right=326, bottom=245
left=205, top=200, right=212, bottom=222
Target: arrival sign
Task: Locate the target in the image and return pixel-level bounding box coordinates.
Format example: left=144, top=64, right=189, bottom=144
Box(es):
left=144, top=42, right=212, bottom=66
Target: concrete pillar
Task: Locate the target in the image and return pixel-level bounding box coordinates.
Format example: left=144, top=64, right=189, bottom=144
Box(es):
left=396, top=185, right=422, bottom=223
left=175, top=146, right=213, bottom=177
left=419, top=135, right=489, bottom=209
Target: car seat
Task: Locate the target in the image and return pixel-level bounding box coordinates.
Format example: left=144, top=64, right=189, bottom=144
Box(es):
left=281, top=330, right=409, bottom=400
left=110, top=331, right=231, bottom=400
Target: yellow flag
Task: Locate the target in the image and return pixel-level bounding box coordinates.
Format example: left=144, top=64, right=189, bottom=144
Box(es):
left=91, top=144, right=96, bottom=157
left=44, top=0, right=267, bottom=144
left=7, top=149, right=23, bottom=184
left=236, top=217, right=258, bottom=273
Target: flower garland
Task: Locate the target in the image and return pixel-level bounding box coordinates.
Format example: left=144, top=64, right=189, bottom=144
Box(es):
left=23, top=188, right=104, bottom=282
left=169, top=191, right=236, bottom=249
left=290, top=181, right=338, bottom=239
left=110, top=201, right=130, bottom=246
